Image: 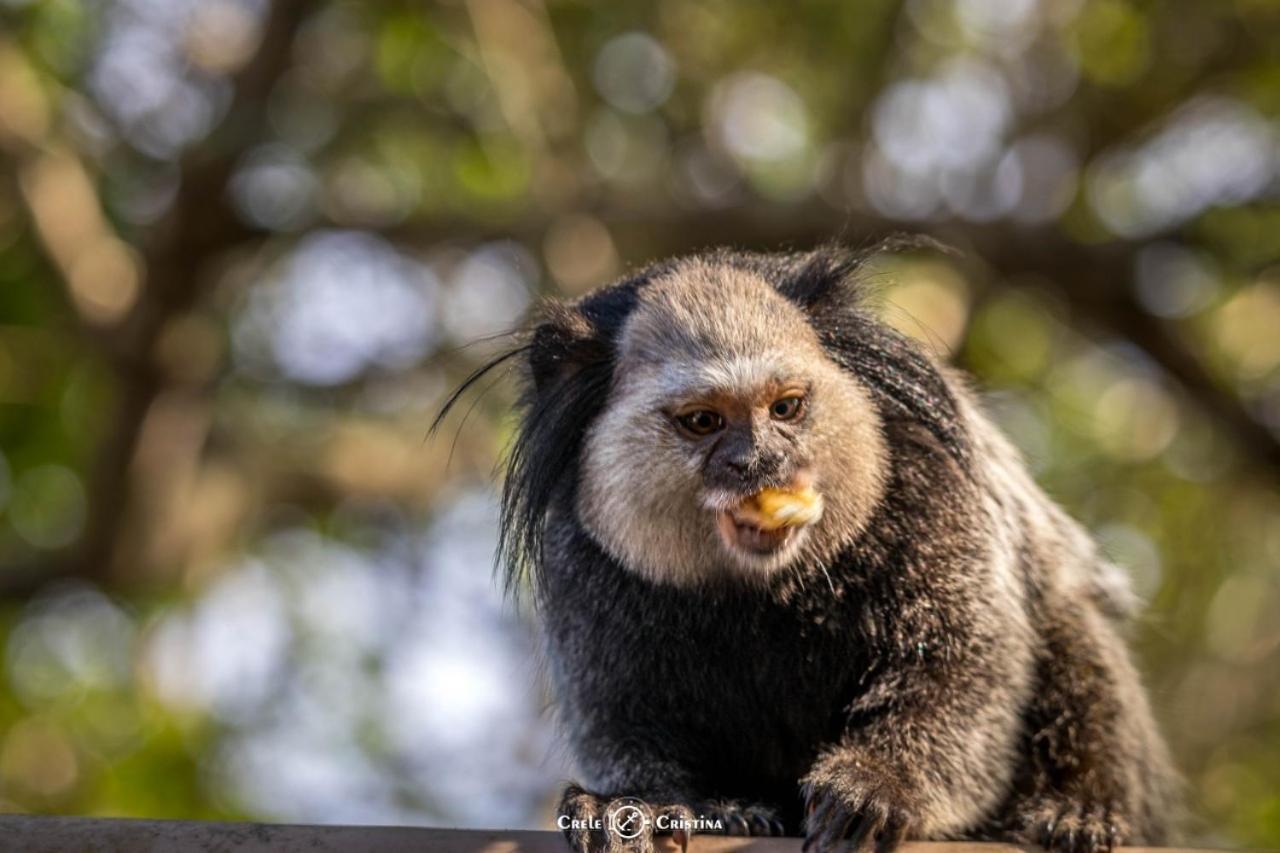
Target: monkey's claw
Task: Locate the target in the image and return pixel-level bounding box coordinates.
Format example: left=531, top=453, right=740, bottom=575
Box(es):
left=802, top=781, right=910, bottom=853
left=1011, top=798, right=1130, bottom=853
left=698, top=800, right=788, bottom=837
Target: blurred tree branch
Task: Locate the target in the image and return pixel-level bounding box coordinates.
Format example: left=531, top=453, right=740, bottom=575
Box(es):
left=0, top=0, right=318, bottom=597
left=386, top=203, right=1280, bottom=481
left=3, top=0, right=1279, bottom=604
left=1041, top=0, right=1274, bottom=160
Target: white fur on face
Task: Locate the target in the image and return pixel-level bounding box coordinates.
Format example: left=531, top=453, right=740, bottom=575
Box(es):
left=575, top=262, right=889, bottom=587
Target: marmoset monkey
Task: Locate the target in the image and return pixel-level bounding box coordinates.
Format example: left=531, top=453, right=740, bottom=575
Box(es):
left=439, top=246, right=1179, bottom=853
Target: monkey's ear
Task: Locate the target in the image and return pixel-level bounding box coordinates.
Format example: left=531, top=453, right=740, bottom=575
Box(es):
left=527, top=302, right=610, bottom=392
left=780, top=246, right=866, bottom=316
left=781, top=237, right=957, bottom=317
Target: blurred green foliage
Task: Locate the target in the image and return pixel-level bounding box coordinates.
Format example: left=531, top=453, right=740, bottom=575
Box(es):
left=0, top=0, right=1279, bottom=844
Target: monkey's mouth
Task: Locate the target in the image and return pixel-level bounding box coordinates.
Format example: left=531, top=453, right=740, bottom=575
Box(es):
left=717, top=511, right=796, bottom=555
left=705, top=481, right=823, bottom=560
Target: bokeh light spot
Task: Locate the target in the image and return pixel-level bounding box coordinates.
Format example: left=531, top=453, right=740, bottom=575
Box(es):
left=9, top=465, right=86, bottom=550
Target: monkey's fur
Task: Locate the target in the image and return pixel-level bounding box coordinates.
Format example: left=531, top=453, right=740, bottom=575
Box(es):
left=444, top=246, right=1179, bottom=853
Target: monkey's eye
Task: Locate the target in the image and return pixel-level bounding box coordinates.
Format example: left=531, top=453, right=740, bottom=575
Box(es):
left=676, top=410, right=724, bottom=437
left=769, top=395, right=805, bottom=421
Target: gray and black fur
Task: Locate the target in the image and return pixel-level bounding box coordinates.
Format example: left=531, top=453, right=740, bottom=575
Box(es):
left=438, top=246, right=1179, bottom=852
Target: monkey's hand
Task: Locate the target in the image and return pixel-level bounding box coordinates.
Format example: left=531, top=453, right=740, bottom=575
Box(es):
left=1008, top=796, right=1131, bottom=853
left=558, top=784, right=785, bottom=853
left=698, top=799, right=788, bottom=837
left=800, top=752, right=914, bottom=853
left=558, top=784, right=681, bottom=853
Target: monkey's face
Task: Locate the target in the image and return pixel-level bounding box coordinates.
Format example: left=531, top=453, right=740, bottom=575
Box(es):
left=576, top=261, right=889, bottom=586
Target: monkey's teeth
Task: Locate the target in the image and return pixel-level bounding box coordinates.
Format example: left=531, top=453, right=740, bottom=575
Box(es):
left=732, top=515, right=795, bottom=549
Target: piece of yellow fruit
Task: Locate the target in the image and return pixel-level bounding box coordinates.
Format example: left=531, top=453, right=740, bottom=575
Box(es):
left=743, top=486, right=823, bottom=531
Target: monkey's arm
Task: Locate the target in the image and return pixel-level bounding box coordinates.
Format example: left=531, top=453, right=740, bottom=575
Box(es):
left=550, top=636, right=790, bottom=849
left=556, top=731, right=787, bottom=852
left=802, top=588, right=1175, bottom=853
left=1004, top=600, right=1179, bottom=850
left=801, top=588, right=1033, bottom=849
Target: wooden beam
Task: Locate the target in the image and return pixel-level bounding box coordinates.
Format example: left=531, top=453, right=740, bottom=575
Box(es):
left=0, top=816, right=1221, bottom=853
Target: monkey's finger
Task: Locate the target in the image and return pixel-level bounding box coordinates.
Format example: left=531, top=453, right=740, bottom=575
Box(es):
left=873, top=809, right=908, bottom=853
left=1046, top=805, right=1082, bottom=853
left=723, top=812, right=750, bottom=836
left=604, top=833, right=653, bottom=853
left=654, top=803, right=694, bottom=828
left=1103, top=811, right=1128, bottom=853
left=562, top=825, right=594, bottom=853
left=558, top=784, right=602, bottom=853
left=1036, top=812, right=1059, bottom=849
left=801, top=796, right=834, bottom=851
left=747, top=813, right=774, bottom=836
left=844, top=811, right=880, bottom=853
left=1078, top=805, right=1110, bottom=853
left=655, top=803, right=696, bottom=852
left=804, top=799, right=856, bottom=853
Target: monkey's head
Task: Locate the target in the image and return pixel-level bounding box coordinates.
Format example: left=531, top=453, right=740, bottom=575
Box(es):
left=451, top=245, right=969, bottom=592
left=572, top=259, right=888, bottom=585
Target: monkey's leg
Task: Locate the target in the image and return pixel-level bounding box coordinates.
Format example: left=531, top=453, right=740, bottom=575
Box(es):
left=1004, top=606, right=1176, bottom=853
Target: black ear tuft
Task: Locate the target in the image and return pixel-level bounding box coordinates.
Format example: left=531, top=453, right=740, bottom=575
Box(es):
left=778, top=244, right=869, bottom=314
left=526, top=265, right=652, bottom=393
left=428, top=343, right=527, bottom=438
left=776, top=237, right=972, bottom=470
left=528, top=302, right=609, bottom=393
left=778, top=235, right=957, bottom=315
left=492, top=271, right=651, bottom=600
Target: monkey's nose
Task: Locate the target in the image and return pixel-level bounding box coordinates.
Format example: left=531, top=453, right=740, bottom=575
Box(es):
left=710, top=453, right=785, bottom=494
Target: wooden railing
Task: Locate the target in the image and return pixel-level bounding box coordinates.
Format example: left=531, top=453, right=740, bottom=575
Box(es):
left=0, top=815, right=1218, bottom=852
